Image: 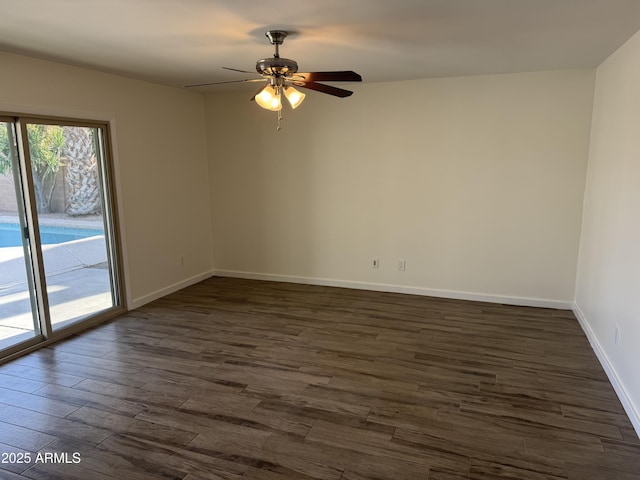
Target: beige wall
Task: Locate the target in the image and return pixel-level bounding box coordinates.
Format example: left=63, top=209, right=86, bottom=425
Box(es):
left=0, top=52, right=596, bottom=310
left=575, top=30, right=640, bottom=432
left=206, top=69, right=595, bottom=307
left=0, top=51, right=213, bottom=307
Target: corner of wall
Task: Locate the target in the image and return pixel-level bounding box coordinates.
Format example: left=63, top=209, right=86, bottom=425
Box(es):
left=128, top=270, right=214, bottom=310
left=573, top=303, right=640, bottom=437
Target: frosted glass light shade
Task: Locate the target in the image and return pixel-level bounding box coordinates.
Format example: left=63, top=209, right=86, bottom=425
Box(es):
left=255, top=85, right=282, bottom=111
left=284, top=86, right=305, bottom=109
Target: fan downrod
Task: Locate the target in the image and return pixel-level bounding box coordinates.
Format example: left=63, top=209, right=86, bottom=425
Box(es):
left=256, top=30, right=298, bottom=76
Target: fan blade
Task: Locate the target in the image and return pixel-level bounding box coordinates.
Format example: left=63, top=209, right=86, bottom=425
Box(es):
left=185, top=78, right=265, bottom=88
left=292, top=71, right=362, bottom=82
left=294, top=81, right=353, bottom=98
left=223, top=66, right=260, bottom=75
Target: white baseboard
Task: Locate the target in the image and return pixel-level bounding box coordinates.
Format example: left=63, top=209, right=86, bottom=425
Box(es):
left=573, top=304, right=640, bottom=437
left=213, top=269, right=573, bottom=310
left=128, top=270, right=214, bottom=310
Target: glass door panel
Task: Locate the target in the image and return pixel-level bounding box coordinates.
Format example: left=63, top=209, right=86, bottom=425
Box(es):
left=25, top=123, right=118, bottom=331
left=0, top=121, right=41, bottom=351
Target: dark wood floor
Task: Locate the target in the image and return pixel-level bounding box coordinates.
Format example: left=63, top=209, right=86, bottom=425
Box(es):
left=0, top=277, right=638, bottom=480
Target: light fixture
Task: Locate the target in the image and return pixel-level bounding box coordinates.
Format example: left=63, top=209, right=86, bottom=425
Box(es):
left=284, top=86, right=305, bottom=109
left=254, top=82, right=306, bottom=130
left=255, top=84, right=306, bottom=112
left=255, top=85, right=282, bottom=111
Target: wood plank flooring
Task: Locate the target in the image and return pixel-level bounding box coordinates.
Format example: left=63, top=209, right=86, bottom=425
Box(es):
left=1, top=277, right=639, bottom=479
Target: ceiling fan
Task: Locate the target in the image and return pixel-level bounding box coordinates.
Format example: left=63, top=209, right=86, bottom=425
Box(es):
left=186, top=30, right=362, bottom=130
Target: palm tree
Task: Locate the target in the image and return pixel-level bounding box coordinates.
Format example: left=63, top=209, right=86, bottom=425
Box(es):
left=1, top=124, right=102, bottom=215
left=63, top=127, right=101, bottom=216
left=27, top=125, right=65, bottom=213
left=0, top=124, right=65, bottom=214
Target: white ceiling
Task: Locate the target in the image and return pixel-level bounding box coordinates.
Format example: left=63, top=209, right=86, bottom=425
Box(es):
left=1, top=0, right=640, bottom=90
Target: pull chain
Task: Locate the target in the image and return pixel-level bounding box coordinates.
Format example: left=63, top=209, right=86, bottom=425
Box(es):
left=276, top=109, right=283, bottom=131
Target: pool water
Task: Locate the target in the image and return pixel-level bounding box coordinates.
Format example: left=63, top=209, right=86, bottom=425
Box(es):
left=0, top=223, right=103, bottom=247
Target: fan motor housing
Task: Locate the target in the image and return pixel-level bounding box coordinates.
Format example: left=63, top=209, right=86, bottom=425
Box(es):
left=256, top=57, right=298, bottom=77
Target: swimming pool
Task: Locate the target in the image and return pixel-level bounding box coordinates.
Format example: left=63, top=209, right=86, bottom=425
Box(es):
left=0, top=223, right=103, bottom=247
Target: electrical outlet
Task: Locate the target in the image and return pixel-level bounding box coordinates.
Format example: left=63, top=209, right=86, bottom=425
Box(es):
left=615, top=325, right=620, bottom=345
left=398, top=259, right=406, bottom=271
left=371, top=257, right=379, bottom=269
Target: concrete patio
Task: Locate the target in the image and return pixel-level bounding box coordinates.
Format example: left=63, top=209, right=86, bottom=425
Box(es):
left=0, top=215, right=113, bottom=350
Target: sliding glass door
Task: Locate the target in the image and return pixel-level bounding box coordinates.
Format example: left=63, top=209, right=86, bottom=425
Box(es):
left=0, top=120, right=41, bottom=351
left=0, top=116, right=123, bottom=358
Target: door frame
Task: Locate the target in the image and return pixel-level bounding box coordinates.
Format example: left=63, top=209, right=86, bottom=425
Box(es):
left=0, top=112, right=127, bottom=363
